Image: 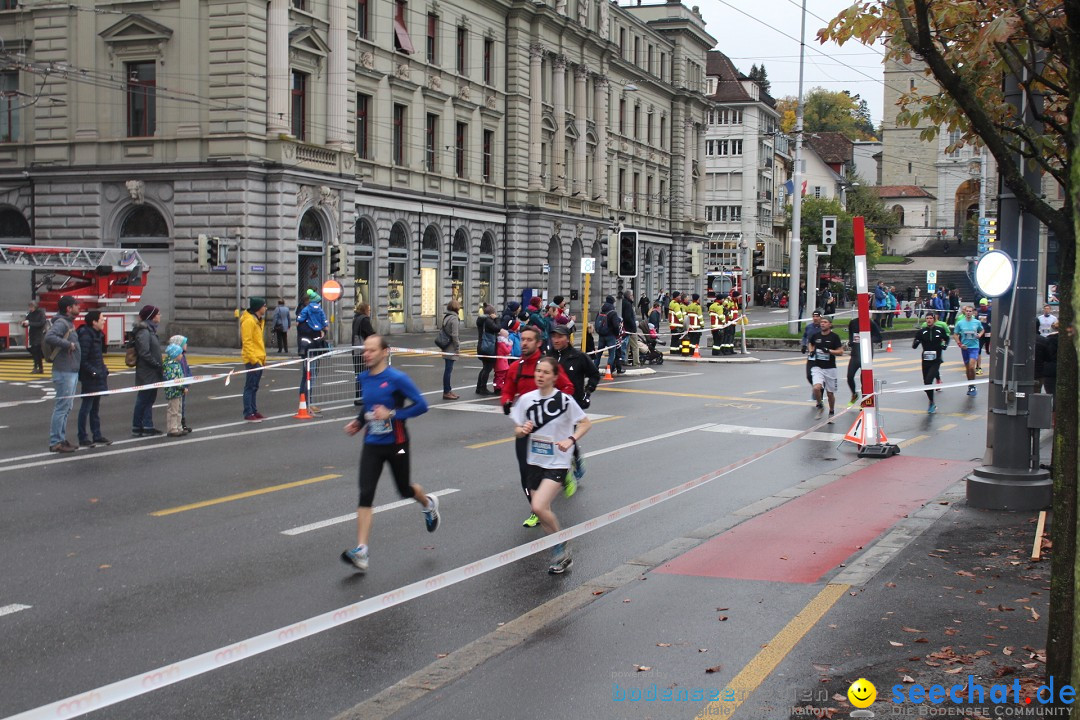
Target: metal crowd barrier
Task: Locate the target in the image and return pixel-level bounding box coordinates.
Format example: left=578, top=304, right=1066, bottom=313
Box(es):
left=306, top=347, right=364, bottom=408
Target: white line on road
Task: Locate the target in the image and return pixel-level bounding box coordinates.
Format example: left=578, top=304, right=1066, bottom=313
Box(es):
left=701, top=423, right=906, bottom=444
left=282, top=488, right=461, bottom=536
left=208, top=393, right=244, bottom=400
left=0, top=604, right=31, bottom=617
left=583, top=423, right=715, bottom=458
left=399, top=363, right=433, bottom=368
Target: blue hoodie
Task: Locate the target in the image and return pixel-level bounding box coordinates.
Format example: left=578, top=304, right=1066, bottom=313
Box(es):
left=355, top=367, right=428, bottom=445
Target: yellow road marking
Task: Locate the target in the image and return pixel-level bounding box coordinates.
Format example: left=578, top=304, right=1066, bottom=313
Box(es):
left=940, top=423, right=958, bottom=432
left=465, top=416, right=623, bottom=449
left=151, top=473, right=341, bottom=516
left=898, top=434, right=931, bottom=449
left=694, top=583, right=849, bottom=719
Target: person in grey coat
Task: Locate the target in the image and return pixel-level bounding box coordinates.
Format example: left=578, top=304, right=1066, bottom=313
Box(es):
left=22, top=299, right=48, bottom=373
left=271, top=299, right=291, bottom=354
left=441, top=300, right=462, bottom=399
left=131, top=304, right=164, bottom=436
left=44, top=295, right=82, bottom=452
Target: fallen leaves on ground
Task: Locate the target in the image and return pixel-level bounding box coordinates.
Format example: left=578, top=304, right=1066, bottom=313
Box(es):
left=705, top=665, right=722, bottom=674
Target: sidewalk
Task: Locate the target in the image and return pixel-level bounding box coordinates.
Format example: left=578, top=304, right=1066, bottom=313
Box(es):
left=343, top=454, right=1053, bottom=720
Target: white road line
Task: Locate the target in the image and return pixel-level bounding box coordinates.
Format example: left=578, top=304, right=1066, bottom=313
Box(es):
left=0, top=603, right=31, bottom=617
left=153, top=403, right=167, bottom=409
left=282, top=488, right=461, bottom=536
left=701, top=423, right=906, bottom=443
left=399, top=363, right=433, bottom=368
left=583, top=423, right=714, bottom=458
left=208, top=393, right=244, bottom=400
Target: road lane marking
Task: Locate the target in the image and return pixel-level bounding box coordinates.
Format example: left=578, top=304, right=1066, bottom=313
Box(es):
left=281, top=488, right=461, bottom=535
left=701, top=423, right=906, bottom=444
left=940, top=423, right=958, bottom=432
left=581, top=423, right=714, bottom=458
left=898, top=434, right=931, bottom=449
left=208, top=393, right=244, bottom=400
left=465, top=416, right=624, bottom=448
left=744, top=390, right=768, bottom=395
left=693, top=583, right=849, bottom=719
left=0, top=603, right=31, bottom=617
left=151, top=474, right=342, bottom=517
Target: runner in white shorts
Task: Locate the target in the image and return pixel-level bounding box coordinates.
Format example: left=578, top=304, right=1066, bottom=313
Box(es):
left=806, top=317, right=844, bottom=421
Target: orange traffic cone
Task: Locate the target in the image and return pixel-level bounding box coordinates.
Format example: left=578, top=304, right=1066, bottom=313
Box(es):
left=886, top=341, right=893, bottom=353
left=604, top=364, right=614, bottom=381
left=293, top=392, right=314, bottom=420
left=693, top=345, right=701, bottom=359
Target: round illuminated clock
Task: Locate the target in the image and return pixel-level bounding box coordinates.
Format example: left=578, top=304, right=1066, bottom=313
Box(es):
left=973, top=250, right=1015, bottom=298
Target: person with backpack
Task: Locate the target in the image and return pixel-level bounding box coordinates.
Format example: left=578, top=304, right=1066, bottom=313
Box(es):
left=76, top=309, right=110, bottom=447
left=131, top=304, right=165, bottom=435
left=475, top=304, right=500, bottom=395
left=297, top=290, right=328, bottom=413
left=525, top=296, right=551, bottom=351
left=594, top=296, right=623, bottom=373
left=438, top=300, right=461, bottom=400
left=44, top=295, right=82, bottom=452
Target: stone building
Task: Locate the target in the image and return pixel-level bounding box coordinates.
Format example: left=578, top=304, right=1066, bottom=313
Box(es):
left=0, top=0, right=711, bottom=345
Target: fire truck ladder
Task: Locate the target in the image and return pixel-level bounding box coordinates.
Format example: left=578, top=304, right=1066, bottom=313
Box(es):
left=0, top=244, right=149, bottom=273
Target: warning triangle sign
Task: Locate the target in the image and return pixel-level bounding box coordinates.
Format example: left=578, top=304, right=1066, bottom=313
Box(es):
left=843, top=410, right=888, bottom=447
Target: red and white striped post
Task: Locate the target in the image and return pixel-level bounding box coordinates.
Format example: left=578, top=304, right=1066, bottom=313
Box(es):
left=852, top=216, right=879, bottom=447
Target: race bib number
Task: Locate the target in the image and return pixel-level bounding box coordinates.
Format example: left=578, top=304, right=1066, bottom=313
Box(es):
left=923, top=351, right=938, bottom=362
left=367, top=419, right=392, bottom=435
left=529, top=435, right=555, bottom=457
left=850, top=333, right=860, bottom=344
left=961, top=331, right=977, bottom=343
left=814, top=350, right=831, bottom=361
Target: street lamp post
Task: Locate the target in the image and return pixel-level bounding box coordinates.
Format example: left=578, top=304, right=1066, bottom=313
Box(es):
left=786, top=0, right=807, bottom=334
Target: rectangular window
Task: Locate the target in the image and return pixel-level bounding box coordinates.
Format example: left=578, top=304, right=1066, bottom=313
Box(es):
left=645, top=176, right=653, bottom=214
left=425, top=113, right=438, bottom=172
left=633, top=37, right=640, bottom=67
left=659, top=116, right=666, bottom=149
left=633, top=105, right=640, bottom=140
left=482, top=128, right=493, bottom=183
left=730, top=206, right=741, bottom=221
left=646, top=113, right=652, bottom=144
left=0, top=71, right=18, bottom=142
left=455, top=121, right=467, bottom=178
left=290, top=70, right=307, bottom=140
left=659, top=179, right=666, bottom=210
left=617, top=169, right=625, bottom=208
left=483, top=37, right=494, bottom=85
left=619, top=28, right=626, bottom=59
left=126, top=61, right=156, bottom=138
left=456, top=26, right=467, bottom=75
left=393, top=104, right=407, bottom=165
left=814, top=186, right=822, bottom=198
left=357, top=0, right=369, bottom=39
left=659, top=52, right=666, bottom=81
left=393, top=0, right=414, bottom=54
left=292, top=0, right=306, bottom=11
left=426, top=13, right=438, bottom=64
left=632, top=172, right=639, bottom=211
left=731, top=139, right=742, bottom=155
left=356, top=92, right=370, bottom=159
left=618, top=98, right=625, bottom=134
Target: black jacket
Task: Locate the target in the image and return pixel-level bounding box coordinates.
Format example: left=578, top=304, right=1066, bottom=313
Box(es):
left=77, top=324, right=109, bottom=392
left=351, top=313, right=376, bottom=345
left=549, top=344, right=600, bottom=405
left=621, top=297, right=638, bottom=332
left=912, top=324, right=951, bottom=359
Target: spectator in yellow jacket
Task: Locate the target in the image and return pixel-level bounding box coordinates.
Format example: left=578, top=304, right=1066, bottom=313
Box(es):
left=241, top=297, right=268, bottom=421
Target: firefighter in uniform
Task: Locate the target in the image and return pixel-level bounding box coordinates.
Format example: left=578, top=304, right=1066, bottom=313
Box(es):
left=708, top=297, right=725, bottom=356
left=667, top=291, right=685, bottom=355
left=720, top=295, right=738, bottom=354
left=685, top=294, right=703, bottom=355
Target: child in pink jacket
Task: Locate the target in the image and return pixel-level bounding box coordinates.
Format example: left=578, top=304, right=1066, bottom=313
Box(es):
left=494, top=328, right=512, bottom=391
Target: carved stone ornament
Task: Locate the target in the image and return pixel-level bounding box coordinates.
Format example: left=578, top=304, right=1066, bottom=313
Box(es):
left=296, top=186, right=313, bottom=208
left=553, top=220, right=562, bottom=237
left=553, top=55, right=567, bottom=72
left=428, top=74, right=443, bottom=91
left=125, top=179, right=145, bottom=204
left=458, top=85, right=471, bottom=102
left=578, top=0, right=589, bottom=25
left=318, top=185, right=339, bottom=211
left=485, top=94, right=497, bottom=110
left=283, top=143, right=296, bottom=160
left=395, top=63, right=411, bottom=81
left=598, top=0, right=609, bottom=39
left=575, top=222, right=584, bottom=239
left=530, top=43, right=544, bottom=61
left=360, top=51, right=374, bottom=70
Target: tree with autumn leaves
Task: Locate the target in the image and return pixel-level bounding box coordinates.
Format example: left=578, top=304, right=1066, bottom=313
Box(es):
left=822, top=0, right=1078, bottom=687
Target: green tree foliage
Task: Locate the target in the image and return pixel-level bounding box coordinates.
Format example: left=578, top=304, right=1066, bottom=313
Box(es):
left=845, top=173, right=902, bottom=245
left=748, top=63, right=772, bottom=95
left=775, top=88, right=878, bottom=139
left=822, top=0, right=1077, bottom=686
left=790, top=196, right=882, bottom=274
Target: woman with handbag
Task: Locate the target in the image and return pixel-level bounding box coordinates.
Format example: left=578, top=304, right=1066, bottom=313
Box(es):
left=439, top=300, right=461, bottom=400
left=475, top=304, right=500, bottom=395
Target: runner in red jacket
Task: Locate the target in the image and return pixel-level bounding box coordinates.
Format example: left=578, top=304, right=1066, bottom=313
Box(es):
left=501, top=326, right=576, bottom=527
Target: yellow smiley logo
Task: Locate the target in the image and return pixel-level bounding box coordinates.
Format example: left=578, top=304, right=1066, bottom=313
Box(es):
left=847, top=678, right=877, bottom=709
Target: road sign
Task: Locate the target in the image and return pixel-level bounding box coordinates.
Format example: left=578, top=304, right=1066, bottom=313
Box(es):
left=321, top=279, right=343, bottom=302
left=542, top=264, right=550, bottom=274
left=581, top=257, right=596, bottom=274
left=250, top=264, right=265, bottom=273
left=926, top=270, right=937, bottom=284
left=927, top=283, right=936, bottom=293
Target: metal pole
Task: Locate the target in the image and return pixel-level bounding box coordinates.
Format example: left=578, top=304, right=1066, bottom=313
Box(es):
left=581, top=272, right=591, bottom=354
left=806, top=244, right=818, bottom=315
left=786, top=0, right=807, bottom=334
left=966, top=61, right=1051, bottom=510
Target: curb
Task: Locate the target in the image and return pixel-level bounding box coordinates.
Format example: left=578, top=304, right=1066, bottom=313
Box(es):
left=333, top=454, right=953, bottom=720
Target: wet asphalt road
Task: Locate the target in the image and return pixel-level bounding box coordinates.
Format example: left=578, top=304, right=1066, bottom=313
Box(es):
left=0, top=348, right=989, bottom=719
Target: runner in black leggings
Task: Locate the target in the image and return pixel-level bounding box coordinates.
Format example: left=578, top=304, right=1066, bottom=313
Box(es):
left=912, top=312, right=951, bottom=415
left=845, top=311, right=882, bottom=405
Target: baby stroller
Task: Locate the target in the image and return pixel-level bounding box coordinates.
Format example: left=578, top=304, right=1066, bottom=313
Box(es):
left=641, top=324, right=665, bottom=365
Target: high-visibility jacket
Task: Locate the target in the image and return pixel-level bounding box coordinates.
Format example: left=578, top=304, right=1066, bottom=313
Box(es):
left=668, top=299, right=685, bottom=330
left=708, top=301, right=724, bottom=327
left=685, top=302, right=703, bottom=331
left=721, top=299, right=737, bottom=325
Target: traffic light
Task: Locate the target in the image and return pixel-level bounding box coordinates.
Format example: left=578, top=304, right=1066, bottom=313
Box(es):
left=197, top=234, right=209, bottom=269
left=329, top=244, right=346, bottom=276
left=821, top=216, right=837, bottom=246
left=207, top=236, right=221, bottom=267
left=617, top=230, right=638, bottom=278
left=753, top=246, right=765, bottom=271
left=689, top=243, right=703, bottom=277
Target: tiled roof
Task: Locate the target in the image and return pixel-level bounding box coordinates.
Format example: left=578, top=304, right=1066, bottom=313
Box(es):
left=705, top=50, right=775, bottom=107
left=871, top=185, right=936, bottom=199
left=806, top=132, right=854, bottom=165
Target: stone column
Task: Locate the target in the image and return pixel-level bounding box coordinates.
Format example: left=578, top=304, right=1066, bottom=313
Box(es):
left=695, top=124, right=705, bottom=221
left=528, top=44, right=543, bottom=191
left=267, top=0, right=290, bottom=134
left=574, top=65, right=587, bottom=197
left=683, top=115, right=694, bottom=220
left=552, top=55, right=567, bottom=193
left=593, top=77, right=608, bottom=200
left=327, top=0, right=349, bottom=147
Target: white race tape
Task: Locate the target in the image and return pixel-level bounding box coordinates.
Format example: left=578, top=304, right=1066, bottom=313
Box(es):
left=5, top=408, right=857, bottom=720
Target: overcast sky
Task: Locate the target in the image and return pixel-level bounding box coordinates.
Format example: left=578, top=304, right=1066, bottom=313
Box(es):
left=684, top=0, right=887, bottom=125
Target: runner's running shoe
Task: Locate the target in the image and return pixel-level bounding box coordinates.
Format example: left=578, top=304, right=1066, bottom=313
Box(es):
left=341, top=546, right=368, bottom=572
left=564, top=473, right=577, bottom=498
left=423, top=494, right=440, bottom=532
left=928, top=403, right=937, bottom=414
left=572, top=453, right=586, bottom=480
left=849, top=392, right=858, bottom=406
left=523, top=513, right=540, bottom=528
left=967, top=386, right=977, bottom=397
left=548, top=544, right=573, bottom=575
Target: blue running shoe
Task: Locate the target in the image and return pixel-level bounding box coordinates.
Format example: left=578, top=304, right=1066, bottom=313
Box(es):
left=967, top=386, right=977, bottom=397
left=572, top=453, right=586, bottom=481
left=548, top=544, right=573, bottom=574
left=928, top=403, right=937, bottom=414
left=423, top=494, right=440, bottom=532
left=341, top=545, right=368, bottom=572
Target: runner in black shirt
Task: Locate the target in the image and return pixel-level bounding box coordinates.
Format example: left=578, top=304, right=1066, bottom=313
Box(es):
left=912, top=311, right=951, bottom=414
left=807, top=318, right=844, bottom=421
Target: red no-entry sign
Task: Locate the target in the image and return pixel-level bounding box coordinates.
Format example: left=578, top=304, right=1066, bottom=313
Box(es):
left=321, top=279, right=343, bottom=302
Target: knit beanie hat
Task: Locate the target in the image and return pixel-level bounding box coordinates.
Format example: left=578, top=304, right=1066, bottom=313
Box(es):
left=139, top=304, right=159, bottom=322
left=165, top=343, right=183, bottom=360
left=306, top=289, right=321, bottom=303
left=529, top=296, right=543, bottom=309
left=249, top=297, right=266, bottom=312
left=168, top=335, right=188, bottom=349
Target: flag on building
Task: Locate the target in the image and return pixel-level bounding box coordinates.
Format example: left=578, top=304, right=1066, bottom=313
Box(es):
left=784, top=179, right=794, bottom=195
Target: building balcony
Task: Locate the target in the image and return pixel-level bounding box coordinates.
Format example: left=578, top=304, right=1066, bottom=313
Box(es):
left=267, top=136, right=357, bottom=176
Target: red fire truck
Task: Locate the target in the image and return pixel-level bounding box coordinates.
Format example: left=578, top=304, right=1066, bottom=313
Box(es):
left=0, top=244, right=150, bottom=350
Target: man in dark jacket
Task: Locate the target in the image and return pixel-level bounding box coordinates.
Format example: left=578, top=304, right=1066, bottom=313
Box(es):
left=22, top=299, right=47, bottom=373
left=595, top=296, right=623, bottom=372
left=132, top=305, right=164, bottom=436
left=44, top=295, right=81, bottom=452
left=549, top=324, right=599, bottom=408
left=621, top=290, right=640, bottom=367
left=77, top=310, right=111, bottom=446
left=475, top=304, right=500, bottom=395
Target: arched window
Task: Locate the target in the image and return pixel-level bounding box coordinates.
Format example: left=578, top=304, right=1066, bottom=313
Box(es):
left=451, top=228, right=469, bottom=317
left=478, top=232, right=495, bottom=312
left=297, top=209, right=324, bottom=300
left=420, top=224, right=440, bottom=317
left=892, top=205, right=905, bottom=227
left=120, top=205, right=168, bottom=239
left=354, top=218, right=375, bottom=310
left=547, top=235, right=562, bottom=298
left=0, top=208, right=31, bottom=239
left=387, top=222, right=409, bottom=325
